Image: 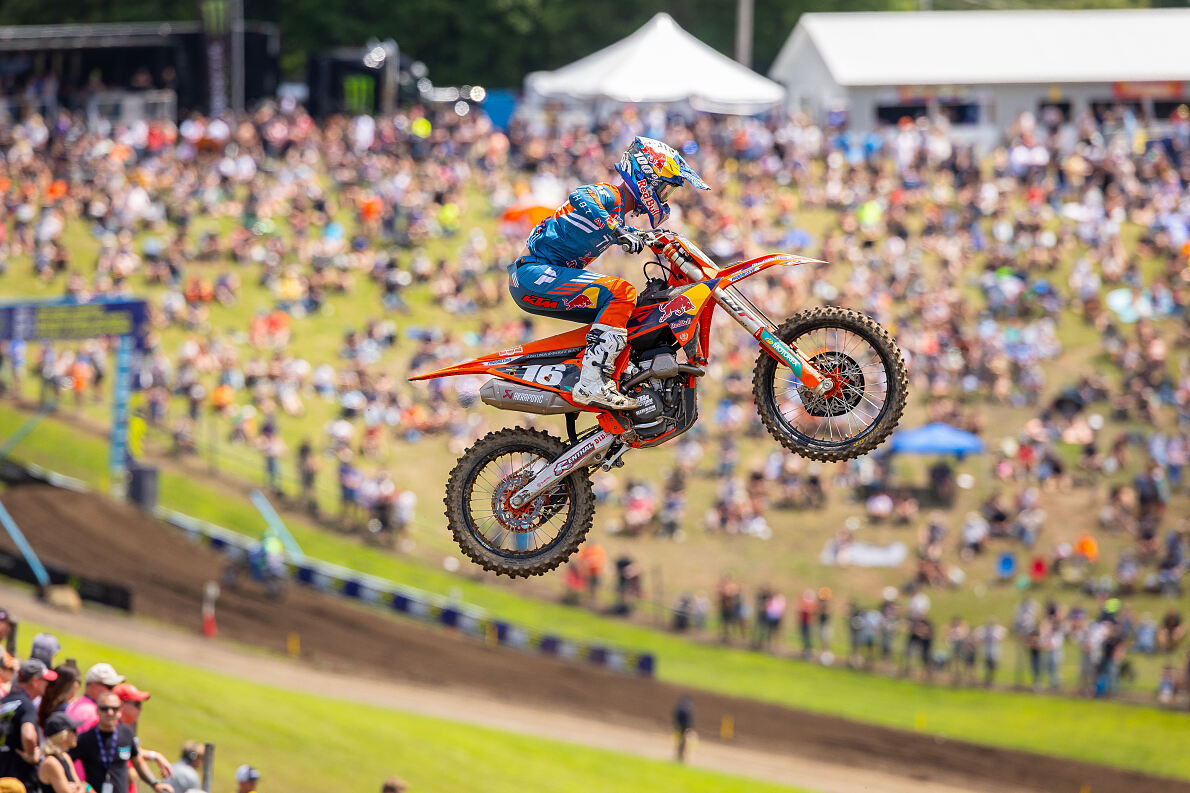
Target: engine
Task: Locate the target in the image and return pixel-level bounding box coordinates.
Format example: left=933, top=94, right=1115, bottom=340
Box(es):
left=627, top=353, right=688, bottom=440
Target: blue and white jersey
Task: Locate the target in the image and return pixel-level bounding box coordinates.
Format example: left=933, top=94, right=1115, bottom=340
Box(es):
left=525, top=183, right=628, bottom=268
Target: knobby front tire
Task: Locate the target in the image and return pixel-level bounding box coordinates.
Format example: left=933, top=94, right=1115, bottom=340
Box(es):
left=752, top=306, right=908, bottom=462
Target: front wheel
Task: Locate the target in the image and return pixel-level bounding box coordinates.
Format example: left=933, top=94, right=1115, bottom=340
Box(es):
left=753, top=306, right=907, bottom=462
left=445, top=427, right=595, bottom=578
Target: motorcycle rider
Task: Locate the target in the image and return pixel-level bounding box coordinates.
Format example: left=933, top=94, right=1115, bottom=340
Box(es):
left=508, top=136, right=709, bottom=410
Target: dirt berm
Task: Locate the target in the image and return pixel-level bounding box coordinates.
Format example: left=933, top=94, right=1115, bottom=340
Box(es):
left=2, top=483, right=1182, bottom=793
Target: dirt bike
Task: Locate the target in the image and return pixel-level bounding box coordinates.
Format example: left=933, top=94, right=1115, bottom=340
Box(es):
left=221, top=545, right=286, bottom=599
left=411, top=229, right=908, bottom=577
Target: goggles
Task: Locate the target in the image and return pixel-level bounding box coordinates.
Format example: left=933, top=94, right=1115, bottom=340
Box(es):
left=654, top=181, right=679, bottom=203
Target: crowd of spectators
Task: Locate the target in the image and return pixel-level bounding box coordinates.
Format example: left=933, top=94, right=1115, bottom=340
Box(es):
left=0, top=617, right=224, bottom=793
left=0, top=93, right=1189, bottom=701
left=663, top=576, right=1190, bottom=703
left=0, top=607, right=412, bottom=793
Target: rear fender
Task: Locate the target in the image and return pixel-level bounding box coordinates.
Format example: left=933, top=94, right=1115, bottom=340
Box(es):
left=408, top=326, right=590, bottom=381
left=410, top=325, right=618, bottom=421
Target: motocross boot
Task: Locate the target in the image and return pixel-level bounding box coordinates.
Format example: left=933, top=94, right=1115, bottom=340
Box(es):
left=572, top=324, right=639, bottom=411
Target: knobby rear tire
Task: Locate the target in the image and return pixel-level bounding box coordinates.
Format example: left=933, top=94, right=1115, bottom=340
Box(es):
left=752, top=306, right=908, bottom=462
left=445, top=427, right=595, bottom=578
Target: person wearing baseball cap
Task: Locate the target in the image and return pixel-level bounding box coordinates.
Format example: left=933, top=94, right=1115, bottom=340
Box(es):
left=38, top=712, right=85, bottom=793
left=113, top=684, right=150, bottom=725
left=114, top=683, right=173, bottom=788
left=65, top=663, right=124, bottom=733
left=0, top=660, right=56, bottom=789
left=235, top=765, right=259, bottom=793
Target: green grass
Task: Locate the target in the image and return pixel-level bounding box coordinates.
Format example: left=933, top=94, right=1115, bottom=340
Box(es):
left=18, top=619, right=809, bottom=793
left=3, top=402, right=1190, bottom=781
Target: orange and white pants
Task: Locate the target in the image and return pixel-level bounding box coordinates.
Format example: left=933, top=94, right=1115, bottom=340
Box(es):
left=508, top=256, right=637, bottom=329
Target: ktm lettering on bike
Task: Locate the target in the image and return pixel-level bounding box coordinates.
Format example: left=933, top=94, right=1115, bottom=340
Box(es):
left=658, top=294, right=695, bottom=322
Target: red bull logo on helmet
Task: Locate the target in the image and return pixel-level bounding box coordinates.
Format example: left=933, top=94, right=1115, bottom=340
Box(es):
left=565, top=286, right=602, bottom=311
left=659, top=293, right=696, bottom=322
left=636, top=178, right=661, bottom=219
left=634, top=141, right=681, bottom=180
left=647, top=149, right=680, bottom=179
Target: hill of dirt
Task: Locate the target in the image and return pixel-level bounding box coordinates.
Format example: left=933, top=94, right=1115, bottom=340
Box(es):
left=1, top=482, right=1183, bottom=793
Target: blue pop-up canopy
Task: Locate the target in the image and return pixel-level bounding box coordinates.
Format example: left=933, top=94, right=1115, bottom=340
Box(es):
left=889, top=423, right=986, bottom=457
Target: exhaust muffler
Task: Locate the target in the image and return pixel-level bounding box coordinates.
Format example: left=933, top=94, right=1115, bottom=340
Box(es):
left=480, top=379, right=579, bottom=414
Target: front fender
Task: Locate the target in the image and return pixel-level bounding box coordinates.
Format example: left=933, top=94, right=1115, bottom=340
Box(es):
left=717, top=253, right=824, bottom=286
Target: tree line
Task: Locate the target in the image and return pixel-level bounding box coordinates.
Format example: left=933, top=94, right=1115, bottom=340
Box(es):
left=0, top=0, right=1167, bottom=88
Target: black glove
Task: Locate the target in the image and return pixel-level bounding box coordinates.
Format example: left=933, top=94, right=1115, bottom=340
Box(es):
left=612, top=225, right=644, bottom=255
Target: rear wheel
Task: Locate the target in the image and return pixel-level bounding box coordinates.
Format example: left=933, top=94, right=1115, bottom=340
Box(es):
left=445, top=428, right=594, bottom=577
left=752, top=306, right=907, bottom=462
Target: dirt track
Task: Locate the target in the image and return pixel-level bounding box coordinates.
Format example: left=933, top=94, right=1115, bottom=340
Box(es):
left=3, top=483, right=1185, bottom=793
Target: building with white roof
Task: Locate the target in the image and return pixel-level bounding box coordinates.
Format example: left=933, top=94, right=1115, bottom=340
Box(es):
left=769, top=9, right=1190, bottom=140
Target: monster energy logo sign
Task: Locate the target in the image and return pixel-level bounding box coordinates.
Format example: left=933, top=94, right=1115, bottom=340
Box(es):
left=343, top=75, right=375, bottom=114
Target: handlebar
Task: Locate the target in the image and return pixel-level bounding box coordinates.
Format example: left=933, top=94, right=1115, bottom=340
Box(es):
left=636, top=228, right=675, bottom=255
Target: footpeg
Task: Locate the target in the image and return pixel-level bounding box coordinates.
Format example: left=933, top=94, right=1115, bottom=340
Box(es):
left=601, top=444, right=629, bottom=471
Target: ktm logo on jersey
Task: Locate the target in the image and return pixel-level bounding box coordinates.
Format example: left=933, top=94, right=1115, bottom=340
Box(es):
left=523, top=295, right=558, bottom=309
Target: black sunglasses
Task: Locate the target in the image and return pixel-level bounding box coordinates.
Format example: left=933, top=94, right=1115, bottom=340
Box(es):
left=97, top=706, right=121, bottom=713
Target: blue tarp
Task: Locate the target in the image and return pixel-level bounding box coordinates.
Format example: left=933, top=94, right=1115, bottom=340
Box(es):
left=889, top=423, right=985, bottom=456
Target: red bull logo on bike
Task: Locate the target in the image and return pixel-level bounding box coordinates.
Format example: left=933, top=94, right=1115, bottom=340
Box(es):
left=565, top=286, right=602, bottom=311
left=657, top=284, right=710, bottom=324
left=659, top=294, right=695, bottom=322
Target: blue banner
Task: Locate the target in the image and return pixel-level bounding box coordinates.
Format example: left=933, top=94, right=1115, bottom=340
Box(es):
left=108, top=334, right=135, bottom=489
left=0, top=298, right=149, bottom=350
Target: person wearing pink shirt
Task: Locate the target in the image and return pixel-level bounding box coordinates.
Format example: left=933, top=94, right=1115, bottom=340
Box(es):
left=64, top=663, right=124, bottom=733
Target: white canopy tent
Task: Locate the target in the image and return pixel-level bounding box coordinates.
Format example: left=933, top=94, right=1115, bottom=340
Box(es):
left=525, top=13, right=784, bottom=115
